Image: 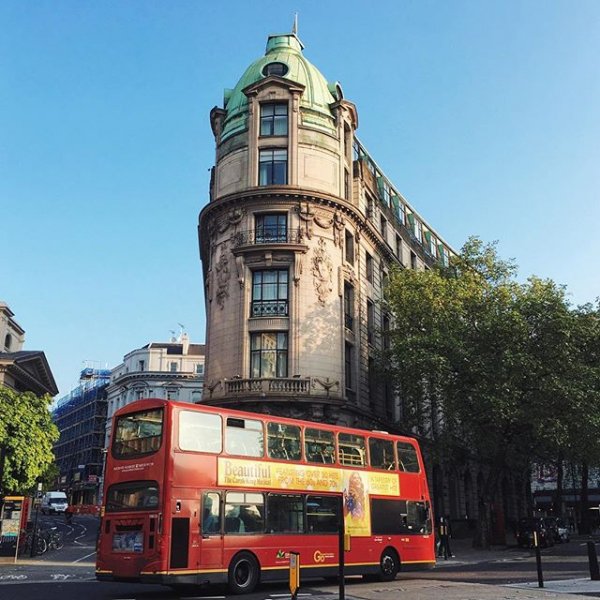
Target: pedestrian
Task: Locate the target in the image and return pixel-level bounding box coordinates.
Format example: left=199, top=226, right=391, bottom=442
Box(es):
left=65, top=505, right=74, bottom=524
left=438, top=516, right=453, bottom=559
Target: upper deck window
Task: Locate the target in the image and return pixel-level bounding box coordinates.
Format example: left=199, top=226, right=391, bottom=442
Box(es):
left=397, top=441, right=420, bottom=473
left=338, top=432, right=366, bottom=467
left=179, top=410, right=222, bottom=453
left=304, top=428, right=335, bottom=464
left=113, top=408, right=163, bottom=459
left=225, top=417, right=264, bottom=457
left=267, top=422, right=301, bottom=460
left=369, top=437, right=396, bottom=470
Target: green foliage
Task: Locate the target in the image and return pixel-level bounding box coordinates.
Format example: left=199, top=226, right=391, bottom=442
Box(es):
left=382, top=236, right=600, bottom=544
left=0, top=387, right=59, bottom=494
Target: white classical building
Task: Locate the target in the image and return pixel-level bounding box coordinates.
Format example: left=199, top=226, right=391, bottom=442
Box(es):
left=104, top=333, right=205, bottom=446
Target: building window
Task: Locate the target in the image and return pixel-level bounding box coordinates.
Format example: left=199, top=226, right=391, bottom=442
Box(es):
left=344, top=342, right=353, bottom=391
left=252, top=269, right=289, bottom=317
left=250, top=332, right=288, bottom=378
left=262, top=62, right=288, bottom=77
left=410, top=251, right=417, bottom=270
left=441, top=246, right=450, bottom=267
left=260, top=103, right=288, bottom=136
left=170, top=362, right=178, bottom=372
left=382, top=313, right=391, bottom=350
left=343, top=282, right=354, bottom=331
left=4, top=334, right=11, bottom=351
left=366, top=252, right=374, bottom=284
left=255, top=213, right=287, bottom=243
left=259, top=149, right=287, bottom=185
left=368, top=356, right=377, bottom=408
left=345, top=230, right=354, bottom=265
left=196, top=363, right=204, bottom=375
left=380, top=215, right=387, bottom=243
left=396, top=235, right=402, bottom=263
left=138, top=360, right=145, bottom=372
left=415, top=220, right=423, bottom=243
left=344, top=169, right=350, bottom=200
left=367, top=299, right=375, bottom=345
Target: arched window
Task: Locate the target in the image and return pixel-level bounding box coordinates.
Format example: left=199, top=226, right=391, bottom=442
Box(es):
left=4, top=334, right=12, bottom=351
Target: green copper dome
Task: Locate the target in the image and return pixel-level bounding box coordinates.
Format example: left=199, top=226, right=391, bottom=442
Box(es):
left=221, top=33, right=338, bottom=141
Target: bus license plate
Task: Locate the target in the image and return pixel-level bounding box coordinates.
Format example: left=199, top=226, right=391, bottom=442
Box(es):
left=112, top=531, right=144, bottom=553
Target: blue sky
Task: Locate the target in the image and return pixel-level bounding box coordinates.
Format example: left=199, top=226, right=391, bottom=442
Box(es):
left=1, top=1, right=598, bottom=396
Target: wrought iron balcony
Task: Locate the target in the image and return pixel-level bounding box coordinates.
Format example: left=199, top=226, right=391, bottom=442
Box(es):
left=232, top=228, right=303, bottom=247
left=251, top=300, right=289, bottom=317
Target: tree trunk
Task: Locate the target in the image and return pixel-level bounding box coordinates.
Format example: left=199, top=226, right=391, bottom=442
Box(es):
left=553, top=453, right=564, bottom=515
left=580, top=461, right=590, bottom=534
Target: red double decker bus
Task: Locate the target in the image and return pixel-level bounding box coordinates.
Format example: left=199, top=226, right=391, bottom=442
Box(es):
left=96, top=399, right=434, bottom=593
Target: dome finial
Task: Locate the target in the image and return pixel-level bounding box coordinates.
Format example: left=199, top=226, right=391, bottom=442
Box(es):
left=292, top=12, right=298, bottom=36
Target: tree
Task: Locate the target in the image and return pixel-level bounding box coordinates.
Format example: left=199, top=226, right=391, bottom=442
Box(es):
left=382, top=237, right=577, bottom=547
left=0, top=387, right=59, bottom=494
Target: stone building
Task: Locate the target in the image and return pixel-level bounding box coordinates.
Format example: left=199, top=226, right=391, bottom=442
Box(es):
left=0, top=301, right=57, bottom=397
left=197, top=31, right=521, bottom=535
left=104, top=333, right=205, bottom=446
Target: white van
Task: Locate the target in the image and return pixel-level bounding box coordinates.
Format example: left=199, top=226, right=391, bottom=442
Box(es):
left=41, top=491, right=68, bottom=515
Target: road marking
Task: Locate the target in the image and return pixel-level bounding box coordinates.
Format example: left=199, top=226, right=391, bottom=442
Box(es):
left=51, top=574, right=73, bottom=581
left=72, top=551, right=96, bottom=563
left=0, top=575, right=27, bottom=581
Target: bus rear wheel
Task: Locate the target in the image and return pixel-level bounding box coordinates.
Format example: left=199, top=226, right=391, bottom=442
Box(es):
left=228, top=551, right=260, bottom=594
left=379, top=547, right=399, bottom=581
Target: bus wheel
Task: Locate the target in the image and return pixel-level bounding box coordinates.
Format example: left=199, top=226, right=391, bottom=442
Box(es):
left=379, top=547, right=399, bottom=581
left=228, top=551, right=260, bottom=594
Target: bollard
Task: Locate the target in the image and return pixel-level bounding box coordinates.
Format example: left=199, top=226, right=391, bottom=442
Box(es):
left=534, top=531, right=544, bottom=588
left=587, top=541, right=600, bottom=580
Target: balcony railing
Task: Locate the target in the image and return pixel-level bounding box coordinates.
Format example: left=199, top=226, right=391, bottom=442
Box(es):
left=225, top=377, right=311, bottom=395
left=232, top=228, right=303, bottom=247
left=251, top=300, right=289, bottom=317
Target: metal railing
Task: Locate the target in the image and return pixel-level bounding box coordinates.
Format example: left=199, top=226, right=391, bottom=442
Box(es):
left=232, top=228, right=303, bottom=247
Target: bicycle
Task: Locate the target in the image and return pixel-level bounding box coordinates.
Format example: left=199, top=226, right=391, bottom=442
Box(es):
left=18, top=527, right=47, bottom=556
left=44, top=526, right=64, bottom=551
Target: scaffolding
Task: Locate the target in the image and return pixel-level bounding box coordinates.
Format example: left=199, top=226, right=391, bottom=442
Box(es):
left=52, top=369, right=110, bottom=504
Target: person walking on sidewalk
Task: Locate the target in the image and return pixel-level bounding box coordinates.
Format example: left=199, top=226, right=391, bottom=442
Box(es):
left=438, top=516, right=453, bottom=559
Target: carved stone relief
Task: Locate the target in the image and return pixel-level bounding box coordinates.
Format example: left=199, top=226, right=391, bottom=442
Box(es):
left=215, top=244, right=231, bottom=309
left=311, top=238, right=333, bottom=305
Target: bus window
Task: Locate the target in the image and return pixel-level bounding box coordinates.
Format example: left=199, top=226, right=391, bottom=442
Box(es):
left=266, top=494, right=304, bottom=533
left=304, top=428, right=335, bottom=464
left=105, top=481, right=159, bottom=512
left=397, top=441, right=420, bottom=472
left=267, top=422, right=301, bottom=460
left=371, top=498, right=408, bottom=534
left=179, top=411, right=222, bottom=453
left=113, top=408, right=163, bottom=458
left=306, top=495, right=338, bottom=533
left=202, top=492, right=221, bottom=535
left=338, top=433, right=366, bottom=467
left=369, top=437, right=396, bottom=470
left=225, top=417, right=264, bottom=457
left=224, top=492, right=264, bottom=534
left=407, top=501, right=432, bottom=534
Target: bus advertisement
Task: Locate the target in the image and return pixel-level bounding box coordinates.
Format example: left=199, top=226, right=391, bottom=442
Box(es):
left=96, top=399, right=434, bottom=593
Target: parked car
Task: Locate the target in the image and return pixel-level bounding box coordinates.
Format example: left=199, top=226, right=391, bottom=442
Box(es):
left=544, top=517, right=570, bottom=543
left=516, top=517, right=554, bottom=548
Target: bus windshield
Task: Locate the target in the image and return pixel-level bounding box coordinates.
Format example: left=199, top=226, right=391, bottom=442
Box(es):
left=113, top=408, right=164, bottom=458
